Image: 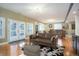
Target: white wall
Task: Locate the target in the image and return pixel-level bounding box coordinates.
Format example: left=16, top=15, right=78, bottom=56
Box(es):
left=75, top=15, right=79, bottom=36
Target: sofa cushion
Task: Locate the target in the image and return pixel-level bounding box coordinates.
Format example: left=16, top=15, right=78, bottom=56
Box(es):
left=34, top=39, right=51, bottom=44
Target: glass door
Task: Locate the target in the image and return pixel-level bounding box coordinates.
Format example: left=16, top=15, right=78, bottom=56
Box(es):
left=7, top=19, right=18, bottom=42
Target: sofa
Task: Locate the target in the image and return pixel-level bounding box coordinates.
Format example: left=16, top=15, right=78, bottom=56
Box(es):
left=30, top=30, right=57, bottom=49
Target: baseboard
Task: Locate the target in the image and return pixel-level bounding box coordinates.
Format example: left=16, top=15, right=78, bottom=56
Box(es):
left=8, top=39, right=25, bottom=44
left=0, top=42, right=8, bottom=45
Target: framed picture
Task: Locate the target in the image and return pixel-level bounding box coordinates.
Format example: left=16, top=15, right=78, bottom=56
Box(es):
left=0, top=17, right=5, bottom=39
left=72, top=23, right=75, bottom=30
left=49, top=24, right=52, bottom=28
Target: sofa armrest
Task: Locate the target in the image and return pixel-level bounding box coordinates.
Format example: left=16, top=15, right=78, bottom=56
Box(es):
left=50, top=36, right=54, bottom=41
left=30, top=35, right=37, bottom=39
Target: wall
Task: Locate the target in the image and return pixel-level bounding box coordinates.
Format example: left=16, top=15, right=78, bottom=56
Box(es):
left=44, top=23, right=54, bottom=32
left=75, top=15, right=79, bottom=36
left=64, top=22, right=75, bottom=36
left=0, top=7, right=41, bottom=43
left=45, top=23, right=63, bottom=32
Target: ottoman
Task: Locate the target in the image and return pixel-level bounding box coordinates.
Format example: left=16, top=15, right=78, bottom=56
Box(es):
left=23, top=45, right=40, bottom=56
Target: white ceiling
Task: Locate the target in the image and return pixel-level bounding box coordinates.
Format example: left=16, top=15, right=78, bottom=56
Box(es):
left=0, top=3, right=70, bottom=23
left=67, top=3, right=79, bottom=23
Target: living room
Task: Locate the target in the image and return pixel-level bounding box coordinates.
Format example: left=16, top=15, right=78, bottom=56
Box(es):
left=0, top=3, right=79, bottom=56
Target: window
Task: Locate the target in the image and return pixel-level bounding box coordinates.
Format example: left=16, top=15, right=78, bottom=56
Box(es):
left=54, top=23, right=62, bottom=30
left=0, top=17, right=5, bottom=38
left=18, top=21, right=26, bottom=40
left=7, top=19, right=18, bottom=42
left=38, top=23, right=45, bottom=33
left=8, top=19, right=26, bottom=42
left=26, top=23, right=33, bottom=35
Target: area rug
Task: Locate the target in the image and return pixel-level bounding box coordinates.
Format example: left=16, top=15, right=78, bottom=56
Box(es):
left=21, top=46, right=64, bottom=56
left=40, top=46, right=64, bottom=56
left=18, top=42, right=64, bottom=56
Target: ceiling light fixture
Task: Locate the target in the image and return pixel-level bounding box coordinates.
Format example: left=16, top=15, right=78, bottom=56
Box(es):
left=28, top=4, right=45, bottom=13
left=33, top=6, right=43, bottom=13
left=73, top=11, right=76, bottom=14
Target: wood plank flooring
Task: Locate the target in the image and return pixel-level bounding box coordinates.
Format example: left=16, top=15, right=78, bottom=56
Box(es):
left=0, top=42, right=23, bottom=56
left=62, top=37, right=76, bottom=56
left=0, top=37, right=76, bottom=56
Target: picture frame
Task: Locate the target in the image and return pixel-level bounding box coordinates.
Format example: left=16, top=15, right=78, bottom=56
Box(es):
left=49, top=24, right=52, bottom=28
left=72, top=23, right=75, bottom=30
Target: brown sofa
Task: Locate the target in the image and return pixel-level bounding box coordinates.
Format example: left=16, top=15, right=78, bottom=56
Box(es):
left=30, top=30, right=57, bottom=49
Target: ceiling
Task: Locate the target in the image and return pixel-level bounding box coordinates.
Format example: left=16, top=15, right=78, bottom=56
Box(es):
left=67, top=3, right=79, bottom=23
left=0, top=3, right=70, bottom=23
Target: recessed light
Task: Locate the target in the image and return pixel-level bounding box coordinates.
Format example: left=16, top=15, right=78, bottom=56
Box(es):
left=73, top=11, right=76, bottom=14
left=28, top=4, right=44, bottom=13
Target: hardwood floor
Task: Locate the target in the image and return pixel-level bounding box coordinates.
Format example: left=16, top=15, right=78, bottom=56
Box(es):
left=0, top=37, right=76, bottom=56
left=62, top=36, right=76, bottom=56
left=0, top=41, right=23, bottom=56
